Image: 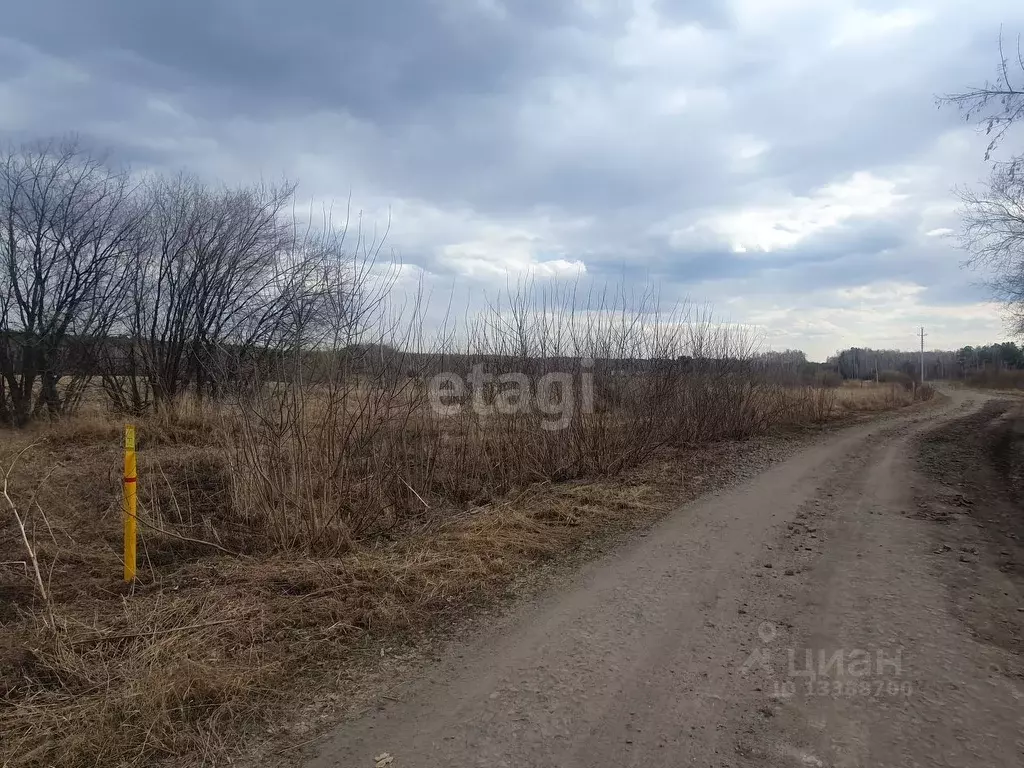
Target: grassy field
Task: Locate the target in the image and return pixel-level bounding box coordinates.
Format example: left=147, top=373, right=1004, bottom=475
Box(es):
left=0, top=379, right=931, bottom=767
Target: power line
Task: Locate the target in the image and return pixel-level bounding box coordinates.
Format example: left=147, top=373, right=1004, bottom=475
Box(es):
left=919, top=326, right=927, bottom=383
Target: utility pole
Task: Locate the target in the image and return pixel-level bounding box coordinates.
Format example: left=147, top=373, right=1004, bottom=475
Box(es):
left=919, top=326, right=927, bottom=383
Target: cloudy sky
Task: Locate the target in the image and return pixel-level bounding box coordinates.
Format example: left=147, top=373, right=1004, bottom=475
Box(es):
left=3, top=0, right=1022, bottom=360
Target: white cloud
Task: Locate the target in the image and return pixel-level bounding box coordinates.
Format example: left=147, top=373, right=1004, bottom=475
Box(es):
left=835, top=281, right=926, bottom=304
left=679, top=171, right=906, bottom=253
left=614, top=1, right=720, bottom=73
left=728, top=0, right=836, bottom=33
left=830, top=7, right=933, bottom=47
left=726, top=134, right=771, bottom=173
left=439, top=239, right=585, bottom=280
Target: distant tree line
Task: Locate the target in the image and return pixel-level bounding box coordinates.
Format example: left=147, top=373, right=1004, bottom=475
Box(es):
left=954, top=342, right=1024, bottom=371
left=828, top=343, right=1024, bottom=382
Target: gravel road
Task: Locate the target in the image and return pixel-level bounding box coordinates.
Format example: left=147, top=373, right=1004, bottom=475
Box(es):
left=307, top=388, right=1024, bottom=768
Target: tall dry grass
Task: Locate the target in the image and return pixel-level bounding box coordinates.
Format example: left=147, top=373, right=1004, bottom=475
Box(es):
left=221, top=286, right=812, bottom=555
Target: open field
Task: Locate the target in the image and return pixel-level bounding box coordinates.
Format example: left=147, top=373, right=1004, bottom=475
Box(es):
left=0, top=380, right=931, bottom=767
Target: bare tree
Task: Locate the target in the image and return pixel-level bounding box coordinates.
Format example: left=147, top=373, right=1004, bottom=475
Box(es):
left=941, top=33, right=1024, bottom=163
left=942, top=32, right=1024, bottom=332
left=187, top=180, right=294, bottom=399
left=957, top=166, right=1024, bottom=332
left=0, top=139, right=142, bottom=425
left=123, top=175, right=295, bottom=409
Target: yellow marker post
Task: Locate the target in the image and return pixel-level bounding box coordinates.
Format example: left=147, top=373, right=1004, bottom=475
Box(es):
left=123, top=424, right=137, bottom=583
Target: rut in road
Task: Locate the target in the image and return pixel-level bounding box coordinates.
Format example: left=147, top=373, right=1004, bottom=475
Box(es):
left=306, top=389, right=1024, bottom=768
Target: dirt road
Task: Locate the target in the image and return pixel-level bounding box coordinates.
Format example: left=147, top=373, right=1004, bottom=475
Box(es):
left=307, top=389, right=1024, bottom=768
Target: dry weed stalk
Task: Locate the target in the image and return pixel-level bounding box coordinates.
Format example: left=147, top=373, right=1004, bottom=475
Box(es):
left=2, top=442, right=53, bottom=618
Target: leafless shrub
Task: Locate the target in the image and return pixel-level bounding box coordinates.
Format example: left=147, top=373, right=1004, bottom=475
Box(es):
left=878, top=370, right=915, bottom=390
left=793, top=384, right=838, bottom=424
left=221, top=271, right=827, bottom=554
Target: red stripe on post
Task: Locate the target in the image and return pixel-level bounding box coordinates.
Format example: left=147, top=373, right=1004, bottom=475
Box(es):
left=123, top=477, right=137, bottom=484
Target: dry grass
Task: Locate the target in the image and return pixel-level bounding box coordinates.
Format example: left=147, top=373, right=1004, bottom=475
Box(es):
left=0, top=381, right=931, bottom=767
left=0, top=425, right=671, bottom=766
left=832, top=380, right=922, bottom=412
